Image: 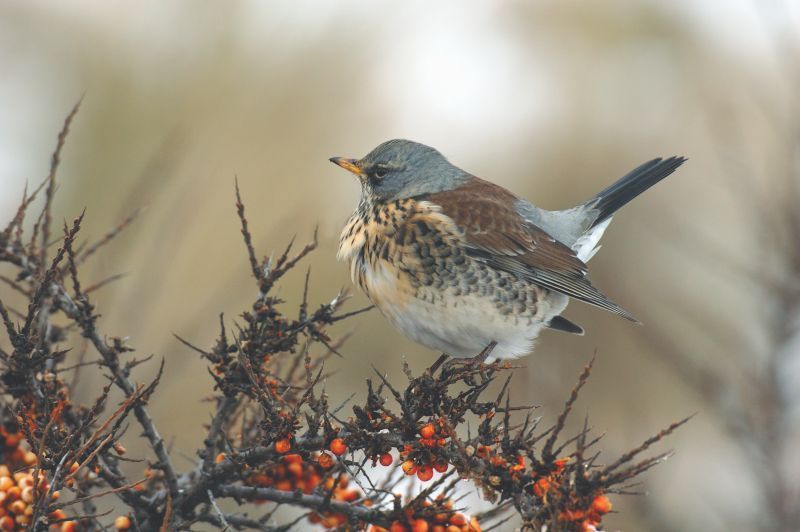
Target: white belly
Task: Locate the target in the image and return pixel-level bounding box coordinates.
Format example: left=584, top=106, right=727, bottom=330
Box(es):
left=367, top=269, right=569, bottom=360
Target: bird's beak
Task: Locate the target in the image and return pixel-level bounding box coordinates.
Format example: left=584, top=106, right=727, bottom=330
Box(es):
left=329, top=157, right=363, bottom=176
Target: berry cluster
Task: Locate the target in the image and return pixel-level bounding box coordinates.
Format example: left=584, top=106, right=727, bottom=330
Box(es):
left=242, top=451, right=364, bottom=529
left=558, top=494, right=613, bottom=532
left=0, top=429, right=75, bottom=531
left=398, top=421, right=450, bottom=482
left=368, top=497, right=481, bottom=532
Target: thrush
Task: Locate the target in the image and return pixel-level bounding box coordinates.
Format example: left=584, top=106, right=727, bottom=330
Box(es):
left=331, top=140, right=685, bottom=361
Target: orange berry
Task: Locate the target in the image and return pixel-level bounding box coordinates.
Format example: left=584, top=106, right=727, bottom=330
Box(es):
left=215, top=453, right=227, bottom=463
left=533, top=478, right=550, bottom=498
left=49, top=509, right=66, bottom=521
left=401, top=460, right=417, bottom=476
left=23, top=452, right=37, bottom=466
left=411, top=519, right=430, bottom=532
left=8, top=500, right=26, bottom=515
left=287, top=462, right=303, bottom=479
left=341, top=488, right=360, bottom=502
left=21, top=487, right=33, bottom=503
left=283, top=453, right=303, bottom=464
left=390, top=521, right=409, bottom=532
left=0, top=517, right=11, bottom=531
left=308, top=512, right=322, bottom=524
left=329, top=438, right=347, bottom=456
left=449, top=514, right=467, bottom=526
left=60, top=522, right=78, bottom=532
left=0, top=467, right=8, bottom=478
left=379, top=453, right=393, bottom=466
left=0, top=477, right=12, bottom=491
left=317, top=452, right=334, bottom=469
left=469, top=517, right=482, bottom=531
left=432, top=527, right=446, bottom=532
left=412, top=518, right=430, bottom=532
left=114, top=515, right=132, bottom=530
left=419, top=424, right=436, bottom=439
left=433, top=461, right=448, bottom=473
left=275, top=439, right=291, bottom=454
left=4, top=435, right=18, bottom=448
left=445, top=526, right=460, bottom=532
left=275, top=480, right=292, bottom=491
left=416, top=465, right=433, bottom=482
left=591, top=495, right=612, bottom=514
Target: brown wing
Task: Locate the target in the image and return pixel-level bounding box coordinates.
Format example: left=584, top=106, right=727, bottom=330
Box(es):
left=424, top=177, right=638, bottom=322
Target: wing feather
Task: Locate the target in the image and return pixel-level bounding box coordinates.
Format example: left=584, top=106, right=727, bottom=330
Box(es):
left=424, top=177, right=638, bottom=322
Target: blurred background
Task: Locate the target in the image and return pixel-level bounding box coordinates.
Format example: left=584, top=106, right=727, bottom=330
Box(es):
left=1, top=1, right=799, bottom=530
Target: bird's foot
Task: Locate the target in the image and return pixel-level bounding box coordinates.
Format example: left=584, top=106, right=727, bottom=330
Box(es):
left=439, top=341, right=498, bottom=374
left=427, top=353, right=450, bottom=375
left=470, top=341, right=498, bottom=365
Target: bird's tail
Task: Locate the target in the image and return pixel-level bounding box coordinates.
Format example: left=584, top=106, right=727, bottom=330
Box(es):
left=585, top=156, right=686, bottom=229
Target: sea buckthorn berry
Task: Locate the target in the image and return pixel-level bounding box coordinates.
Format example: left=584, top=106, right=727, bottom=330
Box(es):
left=416, top=465, right=433, bottom=481
left=317, top=452, right=334, bottom=469
left=8, top=500, right=26, bottom=515
left=275, top=439, right=291, bottom=454
left=411, top=518, right=430, bottom=532
left=591, top=494, right=612, bottom=514
left=449, top=513, right=467, bottom=526
left=214, top=453, right=226, bottom=463
left=433, top=460, right=448, bottom=473
left=379, top=453, right=393, bottom=467
left=0, top=517, right=12, bottom=531
left=60, top=521, right=78, bottom=532
left=533, top=478, right=550, bottom=498
left=114, top=515, right=132, bottom=530
left=287, top=462, right=303, bottom=479
left=23, top=452, right=37, bottom=465
left=21, top=487, right=33, bottom=503
left=401, top=460, right=417, bottom=475
left=329, top=438, right=347, bottom=456
left=390, top=521, right=409, bottom=532
left=419, top=423, right=436, bottom=439
left=0, top=477, right=12, bottom=491
left=469, top=517, right=482, bottom=531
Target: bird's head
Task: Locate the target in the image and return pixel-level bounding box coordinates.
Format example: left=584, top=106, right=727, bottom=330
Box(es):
left=330, top=139, right=469, bottom=202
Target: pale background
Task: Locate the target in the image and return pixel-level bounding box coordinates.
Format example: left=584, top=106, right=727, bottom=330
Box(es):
left=1, top=1, right=799, bottom=530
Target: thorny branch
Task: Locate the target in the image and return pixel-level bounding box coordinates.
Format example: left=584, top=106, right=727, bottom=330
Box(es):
left=0, top=106, right=686, bottom=531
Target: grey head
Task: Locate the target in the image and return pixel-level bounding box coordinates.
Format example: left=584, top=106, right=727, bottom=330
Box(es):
left=329, top=139, right=471, bottom=202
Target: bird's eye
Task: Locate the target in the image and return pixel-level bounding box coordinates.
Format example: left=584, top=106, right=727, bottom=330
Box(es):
left=373, top=166, right=388, bottom=179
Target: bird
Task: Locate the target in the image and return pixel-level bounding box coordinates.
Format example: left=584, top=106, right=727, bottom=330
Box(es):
left=330, top=140, right=685, bottom=361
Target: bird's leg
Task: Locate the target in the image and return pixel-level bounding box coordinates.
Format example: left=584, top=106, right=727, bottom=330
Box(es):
left=427, top=353, right=450, bottom=375
left=468, top=341, right=497, bottom=365
left=441, top=341, right=498, bottom=374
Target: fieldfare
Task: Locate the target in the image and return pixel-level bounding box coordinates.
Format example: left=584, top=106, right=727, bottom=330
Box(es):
left=331, top=140, right=685, bottom=361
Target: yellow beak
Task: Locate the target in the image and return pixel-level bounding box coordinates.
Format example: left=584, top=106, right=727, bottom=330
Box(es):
left=329, top=157, right=363, bottom=176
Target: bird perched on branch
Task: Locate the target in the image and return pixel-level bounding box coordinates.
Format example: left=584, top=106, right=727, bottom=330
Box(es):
left=331, top=140, right=684, bottom=361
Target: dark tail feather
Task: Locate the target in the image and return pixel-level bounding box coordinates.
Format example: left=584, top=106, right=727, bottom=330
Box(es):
left=587, top=156, right=686, bottom=229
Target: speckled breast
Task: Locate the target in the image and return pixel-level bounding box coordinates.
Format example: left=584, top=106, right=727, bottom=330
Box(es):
left=337, top=198, right=544, bottom=322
